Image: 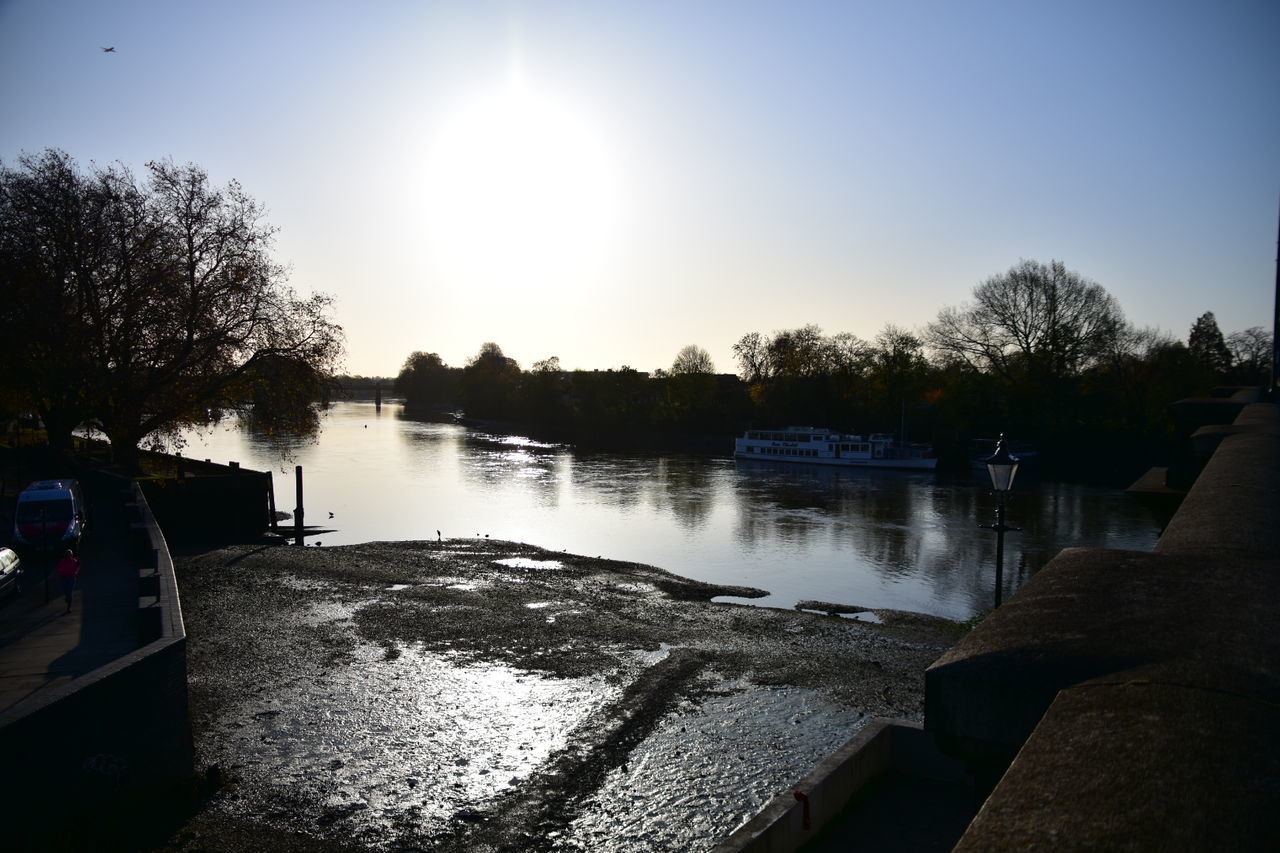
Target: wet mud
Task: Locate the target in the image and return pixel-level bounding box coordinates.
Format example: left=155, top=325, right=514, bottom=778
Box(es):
left=161, top=539, right=959, bottom=852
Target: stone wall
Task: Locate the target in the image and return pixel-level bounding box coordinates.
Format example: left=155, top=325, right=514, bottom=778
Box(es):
left=0, top=478, right=193, bottom=850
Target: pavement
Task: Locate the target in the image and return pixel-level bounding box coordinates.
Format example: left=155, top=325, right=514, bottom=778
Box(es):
left=0, top=478, right=139, bottom=716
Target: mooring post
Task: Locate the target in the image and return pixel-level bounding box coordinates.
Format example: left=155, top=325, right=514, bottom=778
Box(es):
left=267, top=472, right=278, bottom=533
left=294, top=465, right=305, bottom=546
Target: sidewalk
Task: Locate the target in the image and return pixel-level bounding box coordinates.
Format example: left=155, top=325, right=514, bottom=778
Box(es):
left=0, top=481, right=140, bottom=715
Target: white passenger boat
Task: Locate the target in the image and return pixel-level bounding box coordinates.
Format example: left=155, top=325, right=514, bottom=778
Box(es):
left=734, top=427, right=938, bottom=470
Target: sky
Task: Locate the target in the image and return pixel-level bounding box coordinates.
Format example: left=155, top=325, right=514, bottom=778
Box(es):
left=1, top=0, right=1277, bottom=378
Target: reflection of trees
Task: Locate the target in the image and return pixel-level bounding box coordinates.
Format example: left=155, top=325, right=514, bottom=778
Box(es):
left=731, top=464, right=1033, bottom=612
left=648, top=457, right=720, bottom=531
left=566, top=453, right=723, bottom=531
left=395, top=414, right=468, bottom=484
left=241, top=422, right=318, bottom=469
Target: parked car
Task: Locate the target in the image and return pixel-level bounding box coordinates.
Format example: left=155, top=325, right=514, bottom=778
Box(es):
left=12, top=479, right=87, bottom=553
left=0, top=547, right=21, bottom=597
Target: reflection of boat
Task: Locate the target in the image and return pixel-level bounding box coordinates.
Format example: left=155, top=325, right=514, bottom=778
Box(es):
left=734, top=427, right=937, bottom=470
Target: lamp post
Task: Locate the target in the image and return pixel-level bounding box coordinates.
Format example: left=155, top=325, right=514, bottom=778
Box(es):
left=980, top=434, right=1021, bottom=608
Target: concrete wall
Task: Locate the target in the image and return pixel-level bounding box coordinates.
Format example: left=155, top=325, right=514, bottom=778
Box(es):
left=139, top=466, right=273, bottom=540
left=0, top=478, right=193, bottom=849
left=709, top=719, right=970, bottom=853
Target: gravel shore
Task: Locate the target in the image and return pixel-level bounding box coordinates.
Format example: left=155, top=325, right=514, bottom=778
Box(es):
left=162, top=538, right=961, bottom=852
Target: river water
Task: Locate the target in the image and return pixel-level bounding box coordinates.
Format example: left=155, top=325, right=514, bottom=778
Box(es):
left=179, top=400, right=1162, bottom=621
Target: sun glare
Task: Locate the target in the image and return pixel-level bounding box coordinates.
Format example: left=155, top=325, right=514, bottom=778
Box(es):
left=424, top=81, right=618, bottom=292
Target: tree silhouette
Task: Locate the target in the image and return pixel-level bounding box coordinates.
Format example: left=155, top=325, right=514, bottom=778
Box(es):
left=1187, top=311, right=1232, bottom=380
left=0, top=150, right=343, bottom=469
left=670, top=344, right=714, bottom=375
left=926, top=259, right=1127, bottom=437
left=395, top=351, right=457, bottom=411
left=1225, top=327, right=1272, bottom=385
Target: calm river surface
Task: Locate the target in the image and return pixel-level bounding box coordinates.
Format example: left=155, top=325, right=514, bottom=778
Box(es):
left=179, top=400, right=1162, bottom=621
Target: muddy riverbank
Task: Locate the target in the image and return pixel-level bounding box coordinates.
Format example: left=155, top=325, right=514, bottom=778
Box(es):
left=161, top=539, right=961, bottom=852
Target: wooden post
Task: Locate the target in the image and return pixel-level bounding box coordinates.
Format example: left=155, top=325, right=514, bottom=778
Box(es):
left=267, top=472, right=278, bottom=533
left=294, top=465, right=304, bottom=546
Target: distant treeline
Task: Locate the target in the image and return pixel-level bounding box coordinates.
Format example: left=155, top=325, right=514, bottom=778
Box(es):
left=394, top=261, right=1272, bottom=474
left=331, top=375, right=397, bottom=398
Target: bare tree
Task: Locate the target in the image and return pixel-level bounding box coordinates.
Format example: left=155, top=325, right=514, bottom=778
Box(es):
left=926, top=259, right=1127, bottom=383
left=1225, top=326, right=1273, bottom=384
left=670, top=344, right=715, bottom=375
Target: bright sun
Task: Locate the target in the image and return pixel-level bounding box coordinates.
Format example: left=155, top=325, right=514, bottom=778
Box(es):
left=424, top=81, right=618, bottom=291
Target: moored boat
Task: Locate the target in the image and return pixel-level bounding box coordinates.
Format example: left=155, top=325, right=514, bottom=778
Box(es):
left=734, top=427, right=937, bottom=470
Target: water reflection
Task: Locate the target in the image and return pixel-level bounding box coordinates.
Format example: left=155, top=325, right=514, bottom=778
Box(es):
left=178, top=402, right=1163, bottom=621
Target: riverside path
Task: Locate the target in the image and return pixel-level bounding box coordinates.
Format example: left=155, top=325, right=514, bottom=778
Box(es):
left=0, top=476, right=140, bottom=714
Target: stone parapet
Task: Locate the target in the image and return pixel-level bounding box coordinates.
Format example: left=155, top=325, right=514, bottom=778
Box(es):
left=926, top=400, right=1280, bottom=849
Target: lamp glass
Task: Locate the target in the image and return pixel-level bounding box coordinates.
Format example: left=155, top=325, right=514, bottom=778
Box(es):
left=985, top=437, right=1020, bottom=492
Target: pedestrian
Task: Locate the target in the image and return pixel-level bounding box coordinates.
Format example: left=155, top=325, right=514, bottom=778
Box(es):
left=56, top=548, right=80, bottom=613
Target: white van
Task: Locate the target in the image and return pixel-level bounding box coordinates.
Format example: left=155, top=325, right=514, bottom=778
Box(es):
left=13, top=479, right=87, bottom=552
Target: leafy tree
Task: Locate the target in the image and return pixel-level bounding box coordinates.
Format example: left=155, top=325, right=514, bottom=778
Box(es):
left=1187, top=311, right=1232, bottom=379
left=460, top=342, right=521, bottom=419
left=826, top=332, right=873, bottom=377
left=868, top=325, right=930, bottom=435
left=0, top=150, right=343, bottom=469
left=527, top=356, right=569, bottom=423
left=395, top=351, right=457, bottom=411
left=0, top=150, right=101, bottom=452
left=569, top=366, right=656, bottom=430
left=766, top=324, right=829, bottom=378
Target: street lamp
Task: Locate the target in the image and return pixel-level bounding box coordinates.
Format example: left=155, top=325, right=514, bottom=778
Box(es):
left=980, top=434, right=1021, bottom=608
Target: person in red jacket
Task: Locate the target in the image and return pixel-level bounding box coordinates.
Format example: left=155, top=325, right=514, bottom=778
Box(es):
left=55, top=549, right=80, bottom=613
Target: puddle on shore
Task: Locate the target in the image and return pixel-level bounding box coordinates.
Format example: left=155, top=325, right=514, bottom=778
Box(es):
left=207, top=642, right=617, bottom=845
left=494, top=557, right=565, bottom=571
left=559, top=680, right=867, bottom=851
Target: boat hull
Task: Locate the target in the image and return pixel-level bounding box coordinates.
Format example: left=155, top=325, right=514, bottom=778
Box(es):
left=733, top=450, right=937, bottom=470
left=734, top=427, right=938, bottom=470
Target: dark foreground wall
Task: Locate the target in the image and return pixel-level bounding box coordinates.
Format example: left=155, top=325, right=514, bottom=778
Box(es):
left=0, top=478, right=193, bottom=850
left=926, top=401, right=1280, bottom=850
